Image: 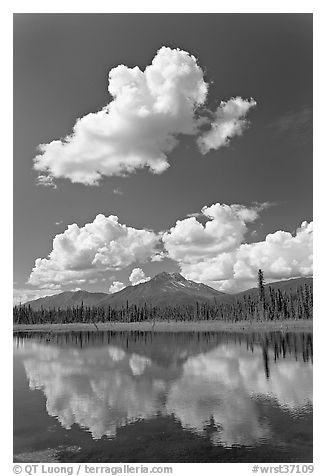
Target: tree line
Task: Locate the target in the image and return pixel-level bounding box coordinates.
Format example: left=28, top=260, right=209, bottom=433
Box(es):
left=13, top=271, right=312, bottom=325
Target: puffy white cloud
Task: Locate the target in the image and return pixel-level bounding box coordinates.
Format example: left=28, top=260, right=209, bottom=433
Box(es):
left=228, top=220, right=313, bottom=289
left=33, top=47, right=256, bottom=186
left=166, top=210, right=313, bottom=292
left=28, top=214, right=159, bottom=287
left=197, top=97, right=257, bottom=154
left=34, top=47, right=208, bottom=185
left=162, top=202, right=260, bottom=264
left=109, top=281, right=126, bottom=294
left=25, top=201, right=312, bottom=293
left=129, top=267, right=150, bottom=286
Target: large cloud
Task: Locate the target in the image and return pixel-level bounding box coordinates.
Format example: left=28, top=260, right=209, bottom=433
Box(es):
left=33, top=47, right=256, bottom=186
left=162, top=203, right=261, bottom=264
left=163, top=204, right=313, bottom=292
left=28, top=214, right=159, bottom=287
left=27, top=204, right=312, bottom=292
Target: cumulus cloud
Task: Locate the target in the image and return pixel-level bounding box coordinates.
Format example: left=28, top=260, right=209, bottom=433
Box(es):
left=34, top=47, right=208, bottom=185
left=162, top=202, right=261, bottom=264
left=226, top=220, right=313, bottom=289
left=28, top=214, right=159, bottom=287
left=25, top=201, right=312, bottom=293
left=33, top=47, right=256, bottom=186
left=129, top=267, right=150, bottom=286
left=184, top=221, right=312, bottom=292
left=197, top=97, right=257, bottom=154
left=109, top=281, right=126, bottom=294
left=163, top=204, right=313, bottom=292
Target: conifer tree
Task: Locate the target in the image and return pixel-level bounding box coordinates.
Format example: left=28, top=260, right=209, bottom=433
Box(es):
left=258, top=269, right=265, bottom=302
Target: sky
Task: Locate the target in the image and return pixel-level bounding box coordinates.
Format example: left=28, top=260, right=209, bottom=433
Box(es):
left=13, top=13, right=313, bottom=303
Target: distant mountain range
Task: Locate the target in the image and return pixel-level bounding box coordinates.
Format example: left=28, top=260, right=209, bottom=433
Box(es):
left=24, top=290, right=109, bottom=310
left=23, top=272, right=313, bottom=310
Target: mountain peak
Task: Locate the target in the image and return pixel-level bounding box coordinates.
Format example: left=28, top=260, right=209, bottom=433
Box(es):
left=170, top=272, right=186, bottom=280
left=97, top=270, right=223, bottom=308
left=152, top=271, right=185, bottom=281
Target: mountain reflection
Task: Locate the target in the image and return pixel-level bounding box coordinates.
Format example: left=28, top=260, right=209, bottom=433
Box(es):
left=14, top=331, right=312, bottom=446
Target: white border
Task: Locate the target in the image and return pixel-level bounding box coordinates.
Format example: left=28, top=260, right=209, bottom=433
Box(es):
left=3, top=2, right=325, bottom=473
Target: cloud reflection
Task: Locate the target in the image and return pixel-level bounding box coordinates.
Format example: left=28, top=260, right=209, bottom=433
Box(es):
left=166, top=345, right=312, bottom=446
left=14, top=336, right=312, bottom=445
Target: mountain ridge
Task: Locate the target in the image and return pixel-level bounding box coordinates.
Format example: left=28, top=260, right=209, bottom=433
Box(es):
left=22, top=273, right=313, bottom=310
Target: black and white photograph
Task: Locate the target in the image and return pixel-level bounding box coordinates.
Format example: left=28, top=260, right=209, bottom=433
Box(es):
left=12, top=10, right=314, bottom=468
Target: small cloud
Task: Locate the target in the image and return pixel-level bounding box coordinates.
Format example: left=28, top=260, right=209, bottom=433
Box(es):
left=251, top=201, right=278, bottom=212
left=36, top=174, right=57, bottom=189
left=39, top=283, right=61, bottom=290
left=129, top=268, right=150, bottom=286
left=151, top=252, right=166, bottom=262
left=197, top=97, right=257, bottom=154
left=109, top=281, right=126, bottom=293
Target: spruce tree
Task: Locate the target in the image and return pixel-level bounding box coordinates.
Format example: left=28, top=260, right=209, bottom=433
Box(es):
left=258, top=269, right=265, bottom=302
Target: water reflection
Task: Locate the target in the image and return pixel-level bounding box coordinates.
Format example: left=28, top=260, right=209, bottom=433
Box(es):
left=14, top=331, right=312, bottom=447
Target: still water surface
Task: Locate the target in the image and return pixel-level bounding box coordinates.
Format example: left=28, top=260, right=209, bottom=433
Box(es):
left=13, top=331, right=313, bottom=462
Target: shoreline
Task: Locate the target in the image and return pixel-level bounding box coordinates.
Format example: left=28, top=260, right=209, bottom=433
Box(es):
left=13, top=319, right=313, bottom=333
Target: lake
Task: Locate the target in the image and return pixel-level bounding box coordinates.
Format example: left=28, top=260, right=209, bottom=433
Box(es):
left=13, top=330, right=313, bottom=463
